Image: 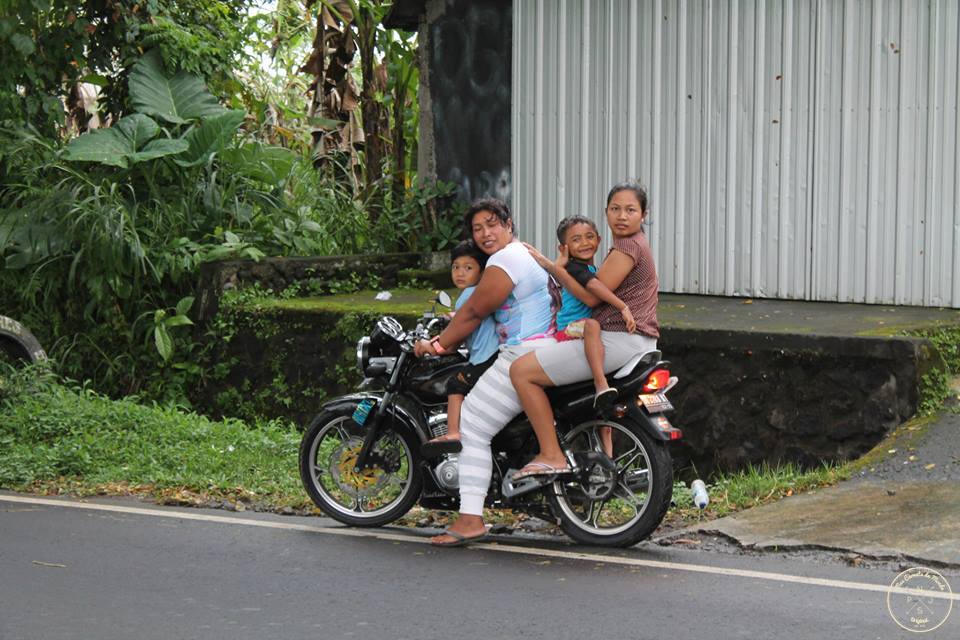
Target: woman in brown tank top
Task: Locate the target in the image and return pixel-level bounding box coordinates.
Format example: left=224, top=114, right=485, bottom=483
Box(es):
left=509, top=182, right=660, bottom=479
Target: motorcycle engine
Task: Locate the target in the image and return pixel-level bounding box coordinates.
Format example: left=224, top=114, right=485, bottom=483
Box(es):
left=426, top=412, right=459, bottom=491
left=433, top=455, right=459, bottom=492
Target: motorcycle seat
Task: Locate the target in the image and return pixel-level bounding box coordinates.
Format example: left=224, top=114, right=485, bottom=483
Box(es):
left=544, top=349, right=663, bottom=408
left=613, top=349, right=661, bottom=379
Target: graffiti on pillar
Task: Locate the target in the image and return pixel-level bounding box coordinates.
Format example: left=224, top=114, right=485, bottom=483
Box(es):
left=429, top=0, right=511, bottom=204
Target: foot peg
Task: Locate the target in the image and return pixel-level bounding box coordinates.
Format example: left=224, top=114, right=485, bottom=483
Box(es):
left=501, top=468, right=556, bottom=498
left=421, top=439, right=462, bottom=459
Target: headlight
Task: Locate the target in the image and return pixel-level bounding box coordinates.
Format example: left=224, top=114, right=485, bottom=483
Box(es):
left=356, top=336, right=370, bottom=374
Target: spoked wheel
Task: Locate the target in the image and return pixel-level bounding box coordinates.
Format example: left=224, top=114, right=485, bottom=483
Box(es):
left=299, top=407, right=423, bottom=527
left=548, top=419, right=673, bottom=547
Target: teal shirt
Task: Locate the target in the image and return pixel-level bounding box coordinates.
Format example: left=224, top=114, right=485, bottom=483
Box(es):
left=456, top=286, right=499, bottom=364
left=557, top=263, right=597, bottom=330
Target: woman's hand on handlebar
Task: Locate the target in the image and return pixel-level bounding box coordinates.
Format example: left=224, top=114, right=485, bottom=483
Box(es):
left=415, top=338, right=438, bottom=358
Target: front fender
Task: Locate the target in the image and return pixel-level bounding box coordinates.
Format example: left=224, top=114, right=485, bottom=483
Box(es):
left=321, top=393, right=430, bottom=443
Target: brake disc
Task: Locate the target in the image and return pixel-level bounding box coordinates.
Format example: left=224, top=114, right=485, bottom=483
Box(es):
left=329, top=439, right=393, bottom=497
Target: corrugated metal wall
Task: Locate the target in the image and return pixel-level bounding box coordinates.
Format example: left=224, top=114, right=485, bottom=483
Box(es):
left=512, top=0, right=960, bottom=307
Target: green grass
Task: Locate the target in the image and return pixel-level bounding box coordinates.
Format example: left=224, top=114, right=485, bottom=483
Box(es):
left=250, top=288, right=459, bottom=317
left=666, top=461, right=852, bottom=526
left=0, top=364, right=309, bottom=509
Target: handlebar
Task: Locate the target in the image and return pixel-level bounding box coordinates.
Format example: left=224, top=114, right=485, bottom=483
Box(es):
left=402, top=314, right=452, bottom=356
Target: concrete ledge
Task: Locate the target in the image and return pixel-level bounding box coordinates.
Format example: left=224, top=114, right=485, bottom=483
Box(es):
left=195, top=254, right=425, bottom=325
left=670, top=481, right=960, bottom=568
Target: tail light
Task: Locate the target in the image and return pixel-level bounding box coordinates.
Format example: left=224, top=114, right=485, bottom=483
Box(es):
left=641, top=368, right=671, bottom=393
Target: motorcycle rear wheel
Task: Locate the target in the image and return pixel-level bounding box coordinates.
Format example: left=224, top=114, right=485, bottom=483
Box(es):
left=549, top=418, right=672, bottom=547
left=299, top=406, right=423, bottom=527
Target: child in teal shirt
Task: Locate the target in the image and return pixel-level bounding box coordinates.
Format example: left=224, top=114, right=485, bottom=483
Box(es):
left=421, top=241, right=499, bottom=457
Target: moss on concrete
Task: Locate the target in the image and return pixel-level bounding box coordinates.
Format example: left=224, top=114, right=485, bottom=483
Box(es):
left=846, top=414, right=936, bottom=473
left=249, top=288, right=459, bottom=318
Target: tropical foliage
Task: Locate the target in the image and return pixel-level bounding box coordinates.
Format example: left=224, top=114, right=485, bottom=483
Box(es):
left=0, top=0, right=252, bottom=135
left=0, top=25, right=457, bottom=404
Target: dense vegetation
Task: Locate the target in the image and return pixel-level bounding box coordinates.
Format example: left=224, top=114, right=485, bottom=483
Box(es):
left=0, top=0, right=459, bottom=404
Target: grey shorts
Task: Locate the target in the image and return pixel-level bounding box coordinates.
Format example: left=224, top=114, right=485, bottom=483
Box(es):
left=535, top=331, right=658, bottom=386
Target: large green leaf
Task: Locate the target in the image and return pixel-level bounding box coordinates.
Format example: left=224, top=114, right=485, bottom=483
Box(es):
left=173, top=109, right=245, bottom=167
left=130, top=138, right=190, bottom=163
left=64, top=114, right=188, bottom=167
left=221, top=142, right=297, bottom=185
left=154, top=323, right=173, bottom=362
left=115, top=114, right=160, bottom=151
left=129, top=50, right=225, bottom=124
left=62, top=126, right=132, bottom=167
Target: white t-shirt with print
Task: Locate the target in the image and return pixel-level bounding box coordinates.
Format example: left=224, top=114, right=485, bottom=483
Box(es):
left=485, top=241, right=557, bottom=346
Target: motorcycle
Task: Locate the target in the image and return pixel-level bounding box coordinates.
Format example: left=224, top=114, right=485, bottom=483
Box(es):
left=298, top=293, right=682, bottom=547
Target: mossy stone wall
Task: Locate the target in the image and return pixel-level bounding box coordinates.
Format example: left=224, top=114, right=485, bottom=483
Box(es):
left=193, top=290, right=442, bottom=426
left=195, top=291, right=934, bottom=475
left=659, top=330, right=927, bottom=475
left=196, top=254, right=430, bottom=326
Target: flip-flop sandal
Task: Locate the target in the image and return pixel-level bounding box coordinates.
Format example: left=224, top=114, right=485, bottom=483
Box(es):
left=511, top=461, right=573, bottom=481
left=593, top=387, right=619, bottom=410
left=420, top=437, right=462, bottom=458
left=431, top=530, right=488, bottom=548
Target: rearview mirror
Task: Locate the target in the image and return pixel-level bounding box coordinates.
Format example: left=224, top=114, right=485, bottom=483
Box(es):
left=436, top=291, right=452, bottom=308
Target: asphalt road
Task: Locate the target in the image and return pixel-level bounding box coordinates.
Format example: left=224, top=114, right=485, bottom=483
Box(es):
left=1, top=493, right=957, bottom=640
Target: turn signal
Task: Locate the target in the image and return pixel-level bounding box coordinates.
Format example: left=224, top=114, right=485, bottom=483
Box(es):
left=641, top=368, right=671, bottom=393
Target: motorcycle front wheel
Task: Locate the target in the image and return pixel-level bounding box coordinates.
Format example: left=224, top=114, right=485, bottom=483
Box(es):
left=299, top=406, right=423, bottom=527
left=548, top=418, right=673, bottom=547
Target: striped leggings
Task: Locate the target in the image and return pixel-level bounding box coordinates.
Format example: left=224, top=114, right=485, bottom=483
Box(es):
left=456, top=343, right=542, bottom=515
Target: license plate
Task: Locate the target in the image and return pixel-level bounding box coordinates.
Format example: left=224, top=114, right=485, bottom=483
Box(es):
left=352, top=399, right=376, bottom=426
left=639, top=393, right=673, bottom=413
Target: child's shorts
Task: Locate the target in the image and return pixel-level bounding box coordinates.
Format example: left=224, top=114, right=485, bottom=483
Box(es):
left=555, top=318, right=587, bottom=342
left=445, top=352, right=499, bottom=396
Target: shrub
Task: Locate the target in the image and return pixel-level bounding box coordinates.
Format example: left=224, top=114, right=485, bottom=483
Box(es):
left=0, top=364, right=302, bottom=501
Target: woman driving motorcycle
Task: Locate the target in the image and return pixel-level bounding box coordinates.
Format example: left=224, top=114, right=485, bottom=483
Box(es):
left=413, top=197, right=559, bottom=546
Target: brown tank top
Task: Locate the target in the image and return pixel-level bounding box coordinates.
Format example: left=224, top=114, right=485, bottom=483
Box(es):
left=591, top=231, right=659, bottom=338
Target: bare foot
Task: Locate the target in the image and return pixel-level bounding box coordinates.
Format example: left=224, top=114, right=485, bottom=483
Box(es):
left=430, top=515, right=487, bottom=546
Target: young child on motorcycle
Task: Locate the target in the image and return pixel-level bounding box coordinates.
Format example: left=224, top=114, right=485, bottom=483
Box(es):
left=420, top=240, right=500, bottom=458
left=545, top=217, right=636, bottom=461
left=553, top=216, right=637, bottom=409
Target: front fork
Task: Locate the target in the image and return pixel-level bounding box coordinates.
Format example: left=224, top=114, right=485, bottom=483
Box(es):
left=353, top=350, right=408, bottom=472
